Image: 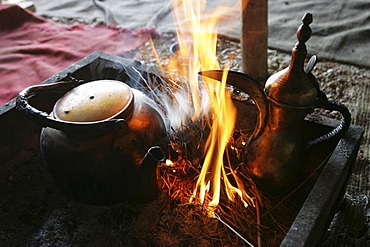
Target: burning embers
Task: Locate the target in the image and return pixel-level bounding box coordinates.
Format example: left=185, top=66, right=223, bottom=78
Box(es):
left=159, top=2, right=351, bottom=207
left=159, top=0, right=255, bottom=213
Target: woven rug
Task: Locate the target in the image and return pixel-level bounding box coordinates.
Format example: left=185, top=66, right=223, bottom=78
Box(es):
left=0, top=4, right=157, bottom=105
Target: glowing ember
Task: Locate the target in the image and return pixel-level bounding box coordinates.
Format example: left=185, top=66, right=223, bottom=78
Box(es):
left=165, top=159, right=175, bottom=167
left=164, top=0, right=254, bottom=214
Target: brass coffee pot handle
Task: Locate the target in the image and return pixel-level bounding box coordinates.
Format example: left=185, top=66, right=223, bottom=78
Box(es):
left=305, top=55, right=352, bottom=147
left=307, top=90, right=351, bottom=147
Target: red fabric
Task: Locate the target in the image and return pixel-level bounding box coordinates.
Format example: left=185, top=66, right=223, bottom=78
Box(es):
left=0, top=4, right=157, bottom=105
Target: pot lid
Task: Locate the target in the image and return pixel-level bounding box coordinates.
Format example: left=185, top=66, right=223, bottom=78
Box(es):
left=54, top=80, right=134, bottom=122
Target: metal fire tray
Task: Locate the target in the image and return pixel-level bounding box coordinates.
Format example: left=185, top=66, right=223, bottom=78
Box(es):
left=0, top=51, right=363, bottom=246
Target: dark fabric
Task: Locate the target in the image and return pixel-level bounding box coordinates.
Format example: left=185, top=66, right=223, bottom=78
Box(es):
left=268, top=0, right=370, bottom=68
left=2, top=1, right=369, bottom=103
left=0, top=4, right=157, bottom=105
left=32, top=0, right=370, bottom=68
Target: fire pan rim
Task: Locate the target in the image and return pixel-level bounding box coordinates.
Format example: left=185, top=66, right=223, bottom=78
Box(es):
left=281, top=115, right=363, bottom=246
left=1, top=51, right=364, bottom=246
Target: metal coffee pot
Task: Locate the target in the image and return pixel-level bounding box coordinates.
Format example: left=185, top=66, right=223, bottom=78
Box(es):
left=200, top=13, right=351, bottom=195
left=17, top=77, right=167, bottom=205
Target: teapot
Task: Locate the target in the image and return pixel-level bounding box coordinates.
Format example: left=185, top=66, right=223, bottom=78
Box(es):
left=16, top=77, right=168, bottom=205
left=200, top=13, right=351, bottom=195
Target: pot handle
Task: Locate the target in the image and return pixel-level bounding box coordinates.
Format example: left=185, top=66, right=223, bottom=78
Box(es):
left=307, top=90, right=351, bottom=147
left=199, top=70, right=268, bottom=140
left=16, top=77, right=118, bottom=133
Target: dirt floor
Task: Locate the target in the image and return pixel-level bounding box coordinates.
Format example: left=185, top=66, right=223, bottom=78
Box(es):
left=1, top=32, right=369, bottom=246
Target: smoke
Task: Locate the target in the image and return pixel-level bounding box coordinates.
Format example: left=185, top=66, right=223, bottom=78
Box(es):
left=157, top=79, right=211, bottom=133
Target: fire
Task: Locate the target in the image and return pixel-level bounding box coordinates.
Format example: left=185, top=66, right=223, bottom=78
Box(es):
left=164, top=0, right=253, bottom=213
left=189, top=69, right=237, bottom=208
left=169, top=0, right=220, bottom=121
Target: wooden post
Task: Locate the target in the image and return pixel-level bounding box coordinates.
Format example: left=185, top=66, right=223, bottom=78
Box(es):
left=241, top=0, right=268, bottom=83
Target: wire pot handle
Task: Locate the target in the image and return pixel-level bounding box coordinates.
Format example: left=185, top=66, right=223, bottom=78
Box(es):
left=16, top=78, right=118, bottom=134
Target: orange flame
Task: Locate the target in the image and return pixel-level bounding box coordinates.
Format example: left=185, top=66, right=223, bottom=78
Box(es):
left=166, top=0, right=253, bottom=214
left=189, top=69, right=236, bottom=207
left=170, top=0, right=220, bottom=121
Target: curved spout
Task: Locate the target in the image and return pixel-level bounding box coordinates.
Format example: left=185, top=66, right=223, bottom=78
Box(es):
left=138, top=146, right=165, bottom=202
left=199, top=70, right=268, bottom=140
left=141, top=146, right=166, bottom=169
